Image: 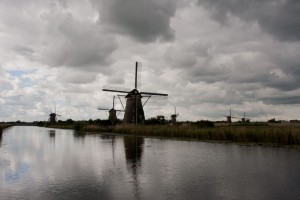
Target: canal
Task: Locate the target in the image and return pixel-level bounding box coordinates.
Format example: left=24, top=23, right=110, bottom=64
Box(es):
left=1, top=126, right=300, bottom=200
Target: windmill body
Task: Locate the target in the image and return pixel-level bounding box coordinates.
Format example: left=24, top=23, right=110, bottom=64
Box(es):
left=224, top=109, right=238, bottom=123
left=49, top=113, right=60, bottom=124
left=103, top=62, right=168, bottom=124
left=123, top=89, right=145, bottom=124
left=170, top=106, right=179, bottom=124
left=49, top=105, right=61, bottom=125
left=240, top=112, right=250, bottom=122
left=108, top=109, right=117, bottom=124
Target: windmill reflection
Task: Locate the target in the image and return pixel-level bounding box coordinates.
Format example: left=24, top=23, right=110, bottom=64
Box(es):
left=49, top=130, right=55, bottom=145
left=124, top=136, right=144, bottom=199
left=100, top=134, right=117, bottom=165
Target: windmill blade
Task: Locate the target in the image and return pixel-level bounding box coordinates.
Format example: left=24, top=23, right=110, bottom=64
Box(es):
left=103, top=89, right=130, bottom=94
left=113, top=96, right=115, bottom=109
left=140, top=91, right=168, bottom=96
left=136, top=62, right=142, bottom=90
left=117, top=95, right=125, bottom=110
left=135, top=61, right=138, bottom=89
left=98, top=108, right=110, bottom=111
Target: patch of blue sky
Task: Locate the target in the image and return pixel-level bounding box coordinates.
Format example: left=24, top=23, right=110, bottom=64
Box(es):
left=20, top=77, right=35, bottom=88
left=7, top=69, right=36, bottom=88
left=7, top=69, right=35, bottom=77
left=4, top=162, right=30, bottom=183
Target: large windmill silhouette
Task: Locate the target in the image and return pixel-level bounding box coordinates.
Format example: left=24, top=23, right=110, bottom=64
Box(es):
left=103, top=62, right=168, bottom=124
left=98, top=95, right=124, bottom=125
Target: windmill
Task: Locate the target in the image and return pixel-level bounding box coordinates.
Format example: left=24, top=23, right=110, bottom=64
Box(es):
left=98, top=95, right=124, bottom=125
left=240, top=112, right=250, bottom=122
left=170, top=106, right=179, bottom=124
left=49, top=106, right=61, bottom=125
left=223, top=109, right=238, bottom=123
left=103, top=62, right=168, bottom=124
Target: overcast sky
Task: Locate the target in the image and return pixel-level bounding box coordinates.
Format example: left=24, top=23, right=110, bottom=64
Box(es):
left=1, top=0, right=300, bottom=122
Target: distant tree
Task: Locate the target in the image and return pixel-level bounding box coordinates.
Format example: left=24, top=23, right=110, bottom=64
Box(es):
left=66, top=119, right=74, bottom=124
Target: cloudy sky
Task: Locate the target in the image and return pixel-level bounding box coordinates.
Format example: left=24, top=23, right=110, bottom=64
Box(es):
left=1, top=0, right=300, bottom=122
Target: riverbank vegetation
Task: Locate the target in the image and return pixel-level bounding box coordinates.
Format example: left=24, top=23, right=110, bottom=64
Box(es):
left=112, top=124, right=300, bottom=145
left=5, top=118, right=300, bottom=145
left=0, top=123, right=12, bottom=132
left=75, top=120, right=300, bottom=146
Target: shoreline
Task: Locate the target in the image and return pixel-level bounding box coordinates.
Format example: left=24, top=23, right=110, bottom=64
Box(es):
left=0, top=124, right=12, bottom=132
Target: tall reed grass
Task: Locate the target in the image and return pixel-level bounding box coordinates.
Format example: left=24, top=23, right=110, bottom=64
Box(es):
left=112, top=125, right=300, bottom=145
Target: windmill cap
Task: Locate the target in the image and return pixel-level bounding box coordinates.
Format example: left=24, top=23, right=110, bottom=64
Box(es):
left=125, top=89, right=142, bottom=98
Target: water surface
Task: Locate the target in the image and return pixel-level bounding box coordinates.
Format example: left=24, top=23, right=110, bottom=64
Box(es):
left=1, top=126, right=300, bottom=200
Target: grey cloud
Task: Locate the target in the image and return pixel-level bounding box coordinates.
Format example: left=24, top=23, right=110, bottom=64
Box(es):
left=262, top=95, right=300, bottom=105
left=93, top=0, right=176, bottom=42
left=198, top=0, right=300, bottom=41
left=56, top=68, right=98, bottom=84
left=0, top=1, right=117, bottom=72
left=38, top=13, right=117, bottom=70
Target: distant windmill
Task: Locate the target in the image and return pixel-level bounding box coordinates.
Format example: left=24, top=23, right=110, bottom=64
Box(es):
left=98, top=95, right=124, bottom=125
left=170, top=106, right=179, bottom=124
left=49, top=105, right=61, bottom=125
left=240, top=112, right=250, bottom=122
left=224, top=109, right=238, bottom=123
left=103, top=62, right=168, bottom=124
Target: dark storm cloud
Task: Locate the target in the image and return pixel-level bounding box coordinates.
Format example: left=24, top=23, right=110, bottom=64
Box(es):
left=93, top=0, right=176, bottom=42
left=197, top=0, right=300, bottom=41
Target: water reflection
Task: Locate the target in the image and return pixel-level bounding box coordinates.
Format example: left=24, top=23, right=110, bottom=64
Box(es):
left=124, top=136, right=144, bottom=200
left=2, top=126, right=300, bottom=200
left=49, top=130, right=55, bottom=146
left=49, top=130, right=55, bottom=137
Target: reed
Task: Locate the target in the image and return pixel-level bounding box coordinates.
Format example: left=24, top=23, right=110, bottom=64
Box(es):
left=82, top=124, right=114, bottom=132
left=112, top=124, right=300, bottom=145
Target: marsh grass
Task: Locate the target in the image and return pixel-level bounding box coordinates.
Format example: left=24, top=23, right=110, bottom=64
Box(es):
left=50, top=123, right=300, bottom=145
left=112, top=125, right=300, bottom=145
left=82, top=124, right=114, bottom=132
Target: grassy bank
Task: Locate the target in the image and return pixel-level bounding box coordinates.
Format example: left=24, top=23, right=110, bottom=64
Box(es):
left=112, top=124, right=300, bottom=145
left=0, top=124, right=12, bottom=131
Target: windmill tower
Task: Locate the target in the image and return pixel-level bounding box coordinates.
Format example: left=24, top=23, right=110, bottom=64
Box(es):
left=103, top=62, right=168, bottom=124
left=170, top=106, right=179, bottom=124
left=49, top=106, right=61, bottom=125
left=98, top=96, right=124, bottom=125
